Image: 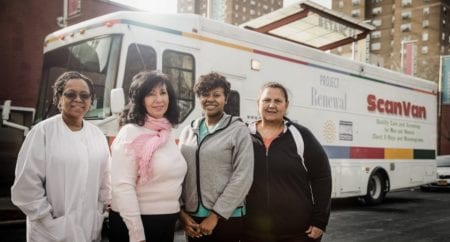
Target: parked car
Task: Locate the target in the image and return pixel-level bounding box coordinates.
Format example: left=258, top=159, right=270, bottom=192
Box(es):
left=421, top=155, right=450, bottom=191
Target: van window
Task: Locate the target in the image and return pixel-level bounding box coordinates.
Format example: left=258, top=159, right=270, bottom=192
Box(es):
left=37, top=35, right=121, bottom=121
left=162, top=50, right=195, bottom=123
left=224, top=90, right=240, bottom=116
left=123, top=44, right=157, bottom=102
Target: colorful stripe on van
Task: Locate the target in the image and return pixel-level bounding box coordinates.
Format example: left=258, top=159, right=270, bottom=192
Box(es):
left=47, top=18, right=436, bottom=96
left=323, top=145, right=435, bottom=159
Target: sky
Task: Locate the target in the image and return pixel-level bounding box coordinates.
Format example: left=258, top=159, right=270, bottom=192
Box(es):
left=112, top=0, right=331, bottom=13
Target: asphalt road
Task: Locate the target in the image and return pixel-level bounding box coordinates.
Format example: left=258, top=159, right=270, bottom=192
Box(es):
left=1, top=189, right=449, bottom=241
left=322, top=188, right=450, bottom=242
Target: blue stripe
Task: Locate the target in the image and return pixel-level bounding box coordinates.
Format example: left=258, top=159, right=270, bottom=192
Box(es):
left=323, top=145, right=350, bottom=159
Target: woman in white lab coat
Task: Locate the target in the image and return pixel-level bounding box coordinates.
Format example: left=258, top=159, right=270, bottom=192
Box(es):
left=11, top=71, right=111, bottom=242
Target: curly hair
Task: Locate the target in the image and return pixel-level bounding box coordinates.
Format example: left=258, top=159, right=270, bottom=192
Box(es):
left=119, top=70, right=179, bottom=127
left=193, top=72, right=230, bottom=99
left=52, top=71, right=95, bottom=106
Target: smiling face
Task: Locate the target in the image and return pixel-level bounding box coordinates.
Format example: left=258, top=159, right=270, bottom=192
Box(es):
left=258, top=87, right=288, bottom=123
left=199, top=87, right=227, bottom=119
left=144, top=83, right=169, bottom=119
left=59, top=78, right=92, bottom=122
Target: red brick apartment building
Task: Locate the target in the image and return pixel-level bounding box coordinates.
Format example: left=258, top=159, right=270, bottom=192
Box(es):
left=0, top=0, right=131, bottom=195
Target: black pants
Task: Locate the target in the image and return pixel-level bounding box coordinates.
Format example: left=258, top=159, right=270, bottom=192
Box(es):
left=187, top=216, right=244, bottom=242
left=109, top=210, right=178, bottom=242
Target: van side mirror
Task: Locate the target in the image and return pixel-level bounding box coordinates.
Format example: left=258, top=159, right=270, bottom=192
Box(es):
left=110, top=88, right=125, bottom=115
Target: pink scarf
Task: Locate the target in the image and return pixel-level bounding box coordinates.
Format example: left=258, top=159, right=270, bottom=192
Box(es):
left=127, top=115, right=171, bottom=185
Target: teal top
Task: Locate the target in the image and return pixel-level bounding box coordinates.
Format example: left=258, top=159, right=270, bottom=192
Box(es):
left=192, top=118, right=246, bottom=218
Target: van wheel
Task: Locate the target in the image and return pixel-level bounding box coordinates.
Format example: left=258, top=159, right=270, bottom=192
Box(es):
left=362, top=172, right=386, bottom=205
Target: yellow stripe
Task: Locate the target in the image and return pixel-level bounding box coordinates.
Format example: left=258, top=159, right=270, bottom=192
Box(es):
left=46, top=36, right=59, bottom=45
left=385, top=148, right=413, bottom=159
left=183, top=32, right=254, bottom=52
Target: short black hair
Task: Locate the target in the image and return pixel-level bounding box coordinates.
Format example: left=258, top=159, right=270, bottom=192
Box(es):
left=119, top=70, right=179, bottom=127
left=193, top=72, right=230, bottom=99
left=52, top=71, right=95, bottom=106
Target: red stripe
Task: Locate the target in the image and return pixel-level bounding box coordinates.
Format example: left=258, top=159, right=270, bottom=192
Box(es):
left=253, top=49, right=308, bottom=65
left=350, top=147, right=384, bottom=159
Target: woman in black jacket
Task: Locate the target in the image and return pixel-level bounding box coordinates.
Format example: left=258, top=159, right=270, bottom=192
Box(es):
left=243, top=82, right=332, bottom=242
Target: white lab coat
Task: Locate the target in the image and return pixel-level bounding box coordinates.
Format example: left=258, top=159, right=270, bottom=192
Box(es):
left=11, top=114, right=111, bottom=242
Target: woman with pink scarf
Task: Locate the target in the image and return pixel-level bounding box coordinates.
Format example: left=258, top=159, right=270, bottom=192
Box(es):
left=109, top=71, right=187, bottom=242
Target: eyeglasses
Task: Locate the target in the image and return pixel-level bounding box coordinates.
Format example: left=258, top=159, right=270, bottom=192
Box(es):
left=62, top=91, right=91, bottom=101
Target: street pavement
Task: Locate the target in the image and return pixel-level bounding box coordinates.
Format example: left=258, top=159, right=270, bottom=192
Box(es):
left=1, top=189, right=449, bottom=241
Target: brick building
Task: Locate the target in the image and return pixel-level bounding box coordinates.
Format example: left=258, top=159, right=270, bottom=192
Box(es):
left=331, top=0, right=450, bottom=83
left=0, top=0, right=131, bottom=109
left=177, top=0, right=283, bottom=25
left=0, top=0, right=131, bottom=196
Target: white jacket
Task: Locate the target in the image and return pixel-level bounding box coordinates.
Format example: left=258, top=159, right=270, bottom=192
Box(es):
left=11, top=114, right=111, bottom=242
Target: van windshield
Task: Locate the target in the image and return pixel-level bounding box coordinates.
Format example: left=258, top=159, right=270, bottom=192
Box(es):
left=35, top=35, right=122, bottom=123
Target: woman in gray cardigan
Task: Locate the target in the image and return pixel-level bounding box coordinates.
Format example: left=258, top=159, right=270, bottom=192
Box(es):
left=178, top=72, right=254, bottom=242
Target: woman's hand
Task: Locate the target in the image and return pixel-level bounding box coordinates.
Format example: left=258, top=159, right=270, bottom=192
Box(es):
left=179, top=210, right=201, bottom=238
left=199, top=212, right=219, bottom=236
left=305, top=225, right=324, bottom=239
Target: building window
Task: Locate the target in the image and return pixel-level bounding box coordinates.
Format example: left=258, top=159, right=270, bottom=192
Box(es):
left=372, top=7, right=382, bottom=15
left=423, top=20, right=429, bottom=28
left=400, top=23, right=411, bottom=32
left=421, top=46, right=428, bottom=54
left=371, top=42, right=381, bottom=50
left=371, top=31, right=381, bottom=39
left=443, top=33, right=446, bottom=40
left=422, top=32, right=429, bottom=41
left=401, top=11, right=411, bottom=19
left=423, top=7, right=429, bottom=16
left=372, top=19, right=382, bottom=26
left=352, top=0, right=360, bottom=6
left=351, top=9, right=360, bottom=17
left=401, top=0, right=412, bottom=7
left=338, top=0, right=344, bottom=8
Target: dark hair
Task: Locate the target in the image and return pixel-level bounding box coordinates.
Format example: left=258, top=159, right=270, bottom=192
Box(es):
left=193, top=72, right=230, bottom=99
left=259, top=81, right=289, bottom=103
left=52, top=71, right=95, bottom=106
left=119, top=70, right=179, bottom=127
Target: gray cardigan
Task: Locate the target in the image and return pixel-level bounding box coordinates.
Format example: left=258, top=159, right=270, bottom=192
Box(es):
left=179, top=114, right=254, bottom=219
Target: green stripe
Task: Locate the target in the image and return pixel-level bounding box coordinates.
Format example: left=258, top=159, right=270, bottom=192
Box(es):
left=414, top=149, right=436, bottom=159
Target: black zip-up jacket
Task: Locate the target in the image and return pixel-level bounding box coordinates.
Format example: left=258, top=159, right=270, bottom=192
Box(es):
left=245, top=120, right=332, bottom=238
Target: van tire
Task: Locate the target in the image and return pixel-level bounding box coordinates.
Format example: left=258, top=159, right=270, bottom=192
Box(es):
left=362, top=172, right=386, bottom=205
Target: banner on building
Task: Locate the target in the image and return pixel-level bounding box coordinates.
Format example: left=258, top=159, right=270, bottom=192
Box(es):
left=68, top=0, right=81, bottom=17
left=402, top=41, right=416, bottom=75
left=441, top=56, right=450, bottom=104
